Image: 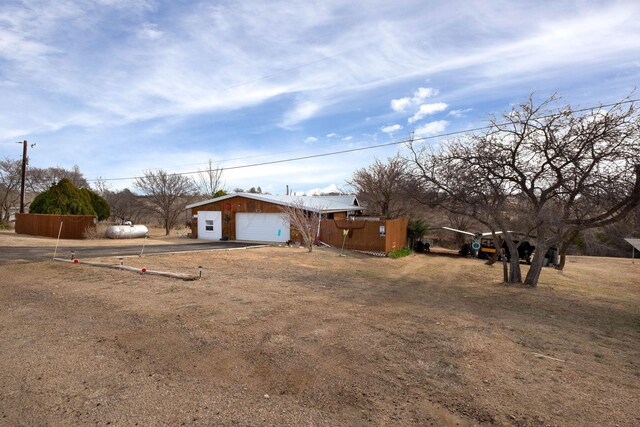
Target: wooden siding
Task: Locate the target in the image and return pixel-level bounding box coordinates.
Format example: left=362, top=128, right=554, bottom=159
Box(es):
left=189, top=196, right=407, bottom=253
left=382, top=217, right=409, bottom=252
left=15, top=213, right=96, bottom=240
left=319, top=217, right=408, bottom=253
left=190, top=196, right=293, bottom=241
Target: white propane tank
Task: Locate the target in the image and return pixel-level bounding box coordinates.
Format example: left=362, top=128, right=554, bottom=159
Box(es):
left=105, top=224, right=149, bottom=239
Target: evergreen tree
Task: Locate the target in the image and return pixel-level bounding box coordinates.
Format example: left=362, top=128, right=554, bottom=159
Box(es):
left=29, top=178, right=110, bottom=220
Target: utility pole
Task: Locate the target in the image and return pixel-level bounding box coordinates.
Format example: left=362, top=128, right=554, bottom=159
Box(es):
left=17, top=140, right=35, bottom=213
left=208, top=159, right=213, bottom=195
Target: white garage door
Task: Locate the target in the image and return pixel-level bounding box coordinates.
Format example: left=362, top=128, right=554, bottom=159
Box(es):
left=236, top=213, right=290, bottom=242
left=197, top=211, right=222, bottom=240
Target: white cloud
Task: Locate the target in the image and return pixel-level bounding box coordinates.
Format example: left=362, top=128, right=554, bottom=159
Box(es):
left=2, top=0, right=640, bottom=192
left=381, top=124, right=402, bottom=134
left=448, top=108, right=472, bottom=118
left=342, top=136, right=353, bottom=141
left=408, top=103, right=448, bottom=123
left=298, top=183, right=340, bottom=195
left=414, top=120, right=449, bottom=137
left=391, top=87, right=438, bottom=112
left=4, top=1, right=640, bottom=138
left=281, top=101, right=321, bottom=128
left=413, top=87, right=438, bottom=102
left=326, top=132, right=337, bottom=138
left=304, top=136, right=318, bottom=144
left=138, top=23, right=163, bottom=40
left=390, top=97, right=412, bottom=113
left=0, top=29, right=58, bottom=62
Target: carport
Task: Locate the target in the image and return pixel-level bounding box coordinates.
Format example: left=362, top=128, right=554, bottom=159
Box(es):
left=624, top=238, right=640, bottom=263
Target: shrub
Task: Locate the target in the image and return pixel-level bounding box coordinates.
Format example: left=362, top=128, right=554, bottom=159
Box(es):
left=29, top=178, right=110, bottom=220
left=407, top=219, right=429, bottom=249
left=387, top=247, right=412, bottom=258
left=81, top=188, right=111, bottom=221
left=407, top=219, right=428, bottom=240
left=83, top=221, right=110, bottom=240
left=30, top=178, right=94, bottom=215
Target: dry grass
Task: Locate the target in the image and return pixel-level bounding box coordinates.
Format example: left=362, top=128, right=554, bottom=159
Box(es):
left=82, top=222, right=110, bottom=240
left=0, top=244, right=638, bottom=426
left=0, top=228, right=192, bottom=247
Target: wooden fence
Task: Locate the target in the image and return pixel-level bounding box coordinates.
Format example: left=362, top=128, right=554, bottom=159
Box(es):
left=15, top=214, right=96, bottom=240
left=319, top=217, right=408, bottom=253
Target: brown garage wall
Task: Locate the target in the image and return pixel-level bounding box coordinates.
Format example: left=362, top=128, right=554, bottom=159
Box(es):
left=190, top=196, right=294, bottom=240
left=15, top=213, right=96, bottom=240
left=189, top=196, right=403, bottom=252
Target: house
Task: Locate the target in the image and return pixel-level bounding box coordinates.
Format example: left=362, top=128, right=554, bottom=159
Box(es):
left=186, top=193, right=363, bottom=242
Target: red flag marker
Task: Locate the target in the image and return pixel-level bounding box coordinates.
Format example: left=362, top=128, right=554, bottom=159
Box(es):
left=141, top=268, right=147, bottom=273
left=73, top=259, right=79, bottom=264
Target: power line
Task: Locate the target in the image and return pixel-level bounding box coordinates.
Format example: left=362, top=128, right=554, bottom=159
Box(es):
left=90, top=127, right=481, bottom=182
left=88, top=97, right=640, bottom=182
left=169, top=144, right=335, bottom=169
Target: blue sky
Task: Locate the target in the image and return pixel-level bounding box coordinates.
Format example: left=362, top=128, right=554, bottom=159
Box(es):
left=1, top=0, right=639, bottom=194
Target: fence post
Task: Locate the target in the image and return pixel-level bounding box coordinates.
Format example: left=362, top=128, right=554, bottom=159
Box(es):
left=53, top=221, right=63, bottom=260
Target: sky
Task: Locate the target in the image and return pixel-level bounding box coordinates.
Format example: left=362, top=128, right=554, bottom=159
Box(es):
left=1, top=0, right=639, bottom=195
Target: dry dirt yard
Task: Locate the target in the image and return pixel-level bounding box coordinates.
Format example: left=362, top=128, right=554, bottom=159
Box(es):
left=0, top=240, right=638, bottom=426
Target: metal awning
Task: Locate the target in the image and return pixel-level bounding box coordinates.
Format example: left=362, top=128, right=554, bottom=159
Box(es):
left=624, top=238, right=640, bottom=251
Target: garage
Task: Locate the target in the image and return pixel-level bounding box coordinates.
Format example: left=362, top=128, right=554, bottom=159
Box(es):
left=187, top=193, right=364, bottom=242
left=236, top=213, right=290, bottom=243
left=197, top=211, right=222, bottom=240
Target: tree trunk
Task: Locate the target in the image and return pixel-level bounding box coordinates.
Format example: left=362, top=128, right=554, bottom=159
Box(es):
left=555, top=230, right=578, bottom=271
left=524, top=245, right=547, bottom=287
left=509, top=257, right=522, bottom=283
left=165, top=219, right=170, bottom=236
left=556, top=251, right=567, bottom=271
left=485, top=234, right=502, bottom=266
left=504, top=238, right=522, bottom=284
left=501, top=249, right=508, bottom=282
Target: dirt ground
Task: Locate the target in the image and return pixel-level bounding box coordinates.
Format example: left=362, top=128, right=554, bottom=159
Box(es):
left=0, top=238, right=638, bottom=426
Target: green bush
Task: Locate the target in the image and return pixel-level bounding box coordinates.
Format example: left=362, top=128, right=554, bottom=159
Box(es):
left=29, top=178, right=110, bottom=220
left=81, top=188, right=111, bottom=221
left=407, top=219, right=428, bottom=240
left=387, top=247, right=412, bottom=258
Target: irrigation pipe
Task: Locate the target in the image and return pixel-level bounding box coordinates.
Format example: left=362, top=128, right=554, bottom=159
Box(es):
left=53, top=258, right=198, bottom=281
left=140, top=236, right=147, bottom=257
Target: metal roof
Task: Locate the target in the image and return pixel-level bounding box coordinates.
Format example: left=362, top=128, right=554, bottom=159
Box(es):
left=624, top=238, right=640, bottom=251
left=186, top=192, right=363, bottom=214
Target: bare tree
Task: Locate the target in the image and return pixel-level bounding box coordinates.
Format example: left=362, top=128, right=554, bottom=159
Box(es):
left=280, top=200, right=321, bottom=252
left=347, top=155, right=408, bottom=218
left=408, top=140, right=526, bottom=283
left=408, top=95, right=640, bottom=287
left=0, top=158, right=22, bottom=222
left=27, top=165, right=89, bottom=193
left=445, top=212, right=474, bottom=247
left=104, top=188, right=144, bottom=224
left=195, top=160, right=225, bottom=198
left=92, top=176, right=112, bottom=196
left=134, top=170, right=196, bottom=235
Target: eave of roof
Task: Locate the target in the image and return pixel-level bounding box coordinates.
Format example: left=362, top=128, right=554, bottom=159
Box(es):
left=186, top=192, right=363, bottom=213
